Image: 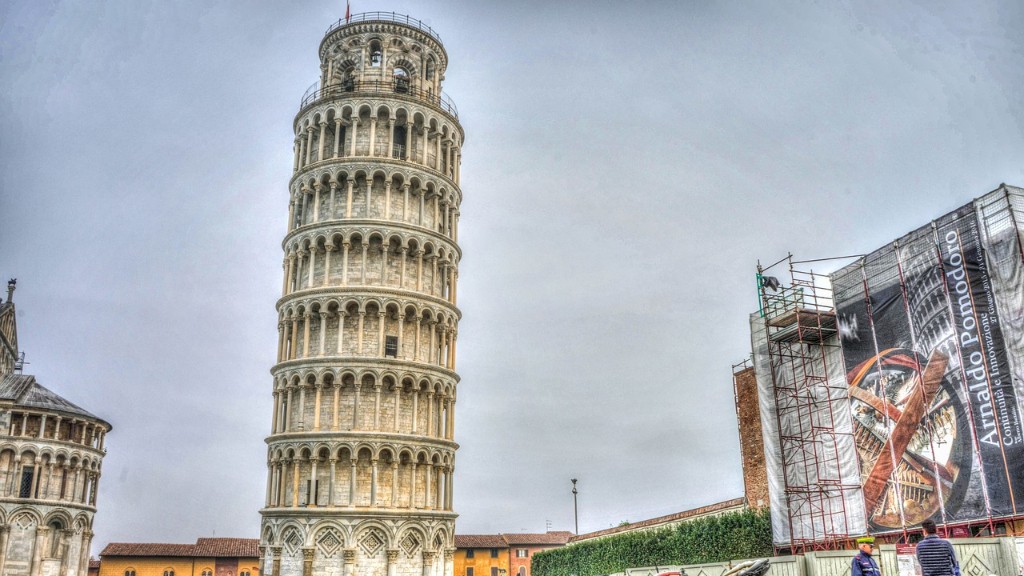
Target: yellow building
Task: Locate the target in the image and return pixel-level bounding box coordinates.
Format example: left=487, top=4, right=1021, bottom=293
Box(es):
left=454, top=535, right=509, bottom=576
left=98, top=538, right=258, bottom=576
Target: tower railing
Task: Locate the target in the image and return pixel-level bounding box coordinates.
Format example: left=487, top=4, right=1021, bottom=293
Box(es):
left=300, top=79, right=459, bottom=119
left=324, top=12, right=444, bottom=45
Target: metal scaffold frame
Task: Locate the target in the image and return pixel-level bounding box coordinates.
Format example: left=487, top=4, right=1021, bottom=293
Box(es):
left=757, top=254, right=863, bottom=552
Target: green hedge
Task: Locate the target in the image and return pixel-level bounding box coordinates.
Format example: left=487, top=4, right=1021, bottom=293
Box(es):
left=532, top=508, right=772, bottom=576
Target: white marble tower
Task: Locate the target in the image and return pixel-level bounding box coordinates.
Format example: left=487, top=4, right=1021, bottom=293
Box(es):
left=260, top=13, right=464, bottom=576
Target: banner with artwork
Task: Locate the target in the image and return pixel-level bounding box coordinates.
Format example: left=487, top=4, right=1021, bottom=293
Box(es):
left=832, top=195, right=1024, bottom=532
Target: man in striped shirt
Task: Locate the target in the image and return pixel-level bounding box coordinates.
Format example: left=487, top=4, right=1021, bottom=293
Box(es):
left=915, top=519, right=960, bottom=576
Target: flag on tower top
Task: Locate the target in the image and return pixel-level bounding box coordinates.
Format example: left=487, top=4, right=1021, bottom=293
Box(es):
left=345, top=1, right=351, bottom=22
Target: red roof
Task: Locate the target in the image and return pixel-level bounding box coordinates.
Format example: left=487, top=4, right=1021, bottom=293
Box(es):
left=455, top=532, right=575, bottom=549
left=101, top=538, right=259, bottom=558
left=501, top=532, right=574, bottom=545
left=454, top=535, right=508, bottom=548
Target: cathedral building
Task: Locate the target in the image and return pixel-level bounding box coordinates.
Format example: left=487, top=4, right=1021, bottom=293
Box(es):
left=0, top=280, right=111, bottom=576
left=259, top=12, right=464, bottom=576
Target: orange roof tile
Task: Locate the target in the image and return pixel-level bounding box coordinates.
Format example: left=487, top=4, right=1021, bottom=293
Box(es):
left=100, top=537, right=259, bottom=558
left=455, top=535, right=508, bottom=548
left=501, top=532, right=574, bottom=545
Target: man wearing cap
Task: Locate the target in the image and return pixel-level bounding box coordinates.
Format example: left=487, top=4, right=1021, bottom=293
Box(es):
left=851, top=536, right=881, bottom=576
left=916, top=519, right=960, bottom=576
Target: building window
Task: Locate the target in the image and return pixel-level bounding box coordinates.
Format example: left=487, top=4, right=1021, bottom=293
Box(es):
left=125, top=571, right=136, bottom=576
left=369, top=41, right=382, bottom=67
left=385, top=335, right=399, bottom=357
left=519, top=568, right=526, bottom=576
left=19, top=466, right=33, bottom=498
left=491, top=568, right=499, bottom=576
left=467, top=568, right=474, bottom=576
left=202, top=571, right=213, bottom=576
left=516, top=549, right=528, bottom=558
left=466, top=549, right=474, bottom=559
left=490, top=549, right=498, bottom=558
left=164, top=570, right=175, bottom=576
left=241, top=572, right=252, bottom=576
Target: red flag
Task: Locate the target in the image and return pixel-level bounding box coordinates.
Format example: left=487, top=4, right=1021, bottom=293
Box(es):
left=345, top=1, right=351, bottom=22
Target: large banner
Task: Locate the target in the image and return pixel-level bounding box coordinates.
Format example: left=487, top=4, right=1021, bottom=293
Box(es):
left=832, top=201, right=1024, bottom=532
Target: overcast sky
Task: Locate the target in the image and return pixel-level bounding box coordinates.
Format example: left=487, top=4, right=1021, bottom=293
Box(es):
left=2, top=0, right=1023, bottom=555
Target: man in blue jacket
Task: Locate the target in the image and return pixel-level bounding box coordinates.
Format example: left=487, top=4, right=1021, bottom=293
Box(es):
left=916, top=519, right=960, bottom=576
left=852, top=536, right=881, bottom=576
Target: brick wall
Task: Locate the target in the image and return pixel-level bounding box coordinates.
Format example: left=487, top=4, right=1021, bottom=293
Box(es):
left=733, top=367, right=769, bottom=509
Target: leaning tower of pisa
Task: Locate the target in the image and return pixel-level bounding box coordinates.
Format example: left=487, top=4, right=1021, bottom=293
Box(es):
left=260, top=12, right=464, bottom=576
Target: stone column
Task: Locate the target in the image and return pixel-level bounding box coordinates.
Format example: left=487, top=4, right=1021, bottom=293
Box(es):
left=313, top=183, right=322, bottom=222
left=391, top=461, right=400, bottom=507
left=302, top=312, right=312, bottom=358
left=387, top=549, right=399, bottom=576
left=348, top=460, right=357, bottom=505
left=317, top=121, right=327, bottom=161
left=313, top=383, right=323, bottom=431
left=334, top=119, right=343, bottom=158
left=370, top=458, right=379, bottom=506
left=302, top=547, right=315, bottom=576
left=343, top=550, right=356, bottom=576
left=329, top=181, right=339, bottom=217
left=332, top=383, right=341, bottom=431
left=328, top=457, right=337, bottom=505
left=323, top=246, right=334, bottom=287
left=365, top=179, right=374, bottom=218
left=319, top=312, right=329, bottom=355
left=341, top=241, right=351, bottom=285
left=297, top=384, right=307, bottom=431
left=30, top=525, right=48, bottom=576
left=360, top=243, right=369, bottom=284
left=373, top=383, right=383, bottom=429
left=369, top=117, right=378, bottom=157
left=422, top=551, right=435, bottom=576
left=349, top=119, right=359, bottom=156
left=384, top=178, right=393, bottom=219
left=305, top=126, right=314, bottom=166
left=410, top=463, right=418, bottom=508
left=399, top=247, right=409, bottom=289
left=419, top=127, right=429, bottom=166
left=394, top=385, right=402, bottom=433
left=307, top=249, right=317, bottom=287
left=272, top=546, right=283, bottom=576
left=414, top=316, right=422, bottom=362
left=0, top=525, right=10, bottom=576
left=291, top=458, right=300, bottom=507
left=345, top=178, right=354, bottom=218
left=356, top=312, right=366, bottom=354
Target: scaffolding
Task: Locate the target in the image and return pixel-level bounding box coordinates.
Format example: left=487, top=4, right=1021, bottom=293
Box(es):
left=755, top=255, right=865, bottom=551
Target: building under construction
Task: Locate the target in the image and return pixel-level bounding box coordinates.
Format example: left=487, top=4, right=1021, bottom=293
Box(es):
left=749, top=184, right=1024, bottom=551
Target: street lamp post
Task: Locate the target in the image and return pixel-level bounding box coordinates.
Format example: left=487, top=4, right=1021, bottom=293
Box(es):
left=571, top=478, right=578, bottom=535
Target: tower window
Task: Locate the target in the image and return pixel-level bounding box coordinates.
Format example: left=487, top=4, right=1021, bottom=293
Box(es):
left=393, top=67, right=409, bottom=93
left=19, top=466, right=33, bottom=498
left=385, top=336, right=399, bottom=357
left=370, top=41, right=382, bottom=67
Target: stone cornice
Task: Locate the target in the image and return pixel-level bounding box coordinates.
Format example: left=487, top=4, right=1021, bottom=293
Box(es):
left=283, top=218, right=461, bottom=259
left=289, top=157, right=462, bottom=203
left=276, top=286, right=461, bottom=319
left=270, top=356, right=460, bottom=383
